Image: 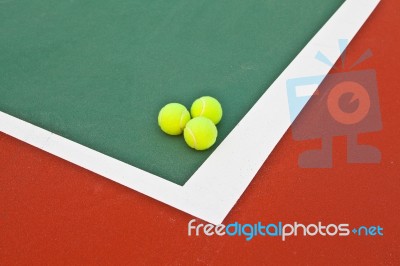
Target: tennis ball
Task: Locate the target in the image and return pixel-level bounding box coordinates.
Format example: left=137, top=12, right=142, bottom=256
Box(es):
left=191, top=96, right=223, bottom=125
left=184, top=117, right=218, bottom=151
left=158, top=103, right=191, bottom=135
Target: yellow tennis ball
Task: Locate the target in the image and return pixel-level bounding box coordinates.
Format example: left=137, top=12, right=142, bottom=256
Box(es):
left=190, top=96, right=223, bottom=125
left=158, top=103, right=191, bottom=135
left=184, top=117, right=218, bottom=151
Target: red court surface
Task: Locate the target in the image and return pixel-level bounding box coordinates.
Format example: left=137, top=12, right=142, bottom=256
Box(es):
left=1, top=0, right=399, bottom=264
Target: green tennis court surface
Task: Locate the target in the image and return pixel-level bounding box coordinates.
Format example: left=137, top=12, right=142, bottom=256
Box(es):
left=0, top=0, right=344, bottom=185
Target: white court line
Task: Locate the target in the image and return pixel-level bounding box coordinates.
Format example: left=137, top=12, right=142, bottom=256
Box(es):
left=0, top=0, right=380, bottom=224
left=296, top=84, right=320, bottom=97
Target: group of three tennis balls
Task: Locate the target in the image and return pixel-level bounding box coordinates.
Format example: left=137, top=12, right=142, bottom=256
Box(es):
left=158, top=96, right=223, bottom=151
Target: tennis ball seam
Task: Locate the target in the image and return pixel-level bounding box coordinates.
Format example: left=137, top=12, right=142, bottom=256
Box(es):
left=185, top=127, right=197, bottom=150
left=200, top=97, right=206, bottom=116
left=179, top=110, right=187, bottom=130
